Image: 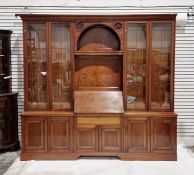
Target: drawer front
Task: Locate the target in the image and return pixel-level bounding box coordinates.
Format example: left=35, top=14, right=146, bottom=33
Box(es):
left=77, top=117, right=120, bottom=126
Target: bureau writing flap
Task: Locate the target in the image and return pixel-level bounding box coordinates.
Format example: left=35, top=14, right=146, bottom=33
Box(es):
left=74, top=91, right=124, bottom=113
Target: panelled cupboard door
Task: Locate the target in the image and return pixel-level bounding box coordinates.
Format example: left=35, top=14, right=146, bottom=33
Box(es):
left=48, top=117, right=72, bottom=152
left=151, top=117, right=176, bottom=153
left=100, top=125, right=121, bottom=152
left=22, top=118, right=47, bottom=152
left=0, top=97, right=10, bottom=145
left=125, top=117, right=150, bottom=153
left=76, top=124, right=98, bottom=152
left=0, top=94, right=18, bottom=150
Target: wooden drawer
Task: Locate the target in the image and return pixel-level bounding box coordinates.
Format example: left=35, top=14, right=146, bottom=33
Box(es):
left=77, top=117, right=120, bottom=126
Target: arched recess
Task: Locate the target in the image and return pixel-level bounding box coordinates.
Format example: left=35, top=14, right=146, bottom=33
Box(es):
left=77, top=24, right=120, bottom=51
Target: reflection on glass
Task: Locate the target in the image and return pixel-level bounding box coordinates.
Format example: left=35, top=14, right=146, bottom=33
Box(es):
left=0, top=39, right=4, bottom=90
left=151, top=23, right=171, bottom=110
left=51, top=23, right=71, bottom=110
left=127, top=23, right=146, bottom=110
left=27, top=23, right=47, bottom=110
left=0, top=38, right=7, bottom=92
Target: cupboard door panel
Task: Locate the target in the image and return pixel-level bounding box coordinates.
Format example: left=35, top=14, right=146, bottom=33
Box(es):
left=48, top=117, right=72, bottom=152
left=76, top=125, right=98, bottom=152
left=151, top=117, right=176, bottom=153
left=100, top=125, right=121, bottom=152
left=22, top=118, right=47, bottom=152
left=126, top=117, right=150, bottom=153
left=0, top=97, right=10, bottom=145
left=0, top=94, right=18, bottom=150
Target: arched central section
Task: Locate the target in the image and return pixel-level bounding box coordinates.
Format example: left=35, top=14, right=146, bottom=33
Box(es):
left=77, top=24, right=120, bottom=51
left=75, top=23, right=122, bottom=91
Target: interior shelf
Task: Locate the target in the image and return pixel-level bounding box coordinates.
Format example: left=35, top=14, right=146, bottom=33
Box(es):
left=127, top=83, right=146, bottom=86
left=75, top=51, right=123, bottom=56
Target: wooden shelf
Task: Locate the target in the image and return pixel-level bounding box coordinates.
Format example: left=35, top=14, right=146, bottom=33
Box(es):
left=127, top=83, right=146, bottom=86
left=75, top=51, right=123, bottom=56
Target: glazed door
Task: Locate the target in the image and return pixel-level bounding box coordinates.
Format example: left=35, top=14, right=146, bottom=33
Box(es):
left=150, top=22, right=174, bottom=111
left=48, top=117, right=72, bottom=152
left=26, top=23, right=48, bottom=110
left=125, top=23, right=148, bottom=110
left=50, top=23, right=71, bottom=110
left=125, top=117, right=150, bottom=153
left=0, top=36, right=9, bottom=93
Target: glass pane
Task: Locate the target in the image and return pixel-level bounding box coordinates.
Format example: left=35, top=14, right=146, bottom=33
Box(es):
left=151, top=23, right=171, bottom=110
left=0, top=39, right=4, bottom=90
left=126, top=23, right=146, bottom=110
left=0, top=38, right=7, bottom=92
left=27, top=23, right=47, bottom=110
left=51, top=23, right=71, bottom=110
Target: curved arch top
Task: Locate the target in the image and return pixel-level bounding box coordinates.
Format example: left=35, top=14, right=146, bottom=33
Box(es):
left=77, top=24, right=121, bottom=51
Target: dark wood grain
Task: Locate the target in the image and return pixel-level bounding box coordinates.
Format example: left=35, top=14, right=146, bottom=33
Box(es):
left=0, top=93, right=19, bottom=151
left=0, top=30, right=12, bottom=93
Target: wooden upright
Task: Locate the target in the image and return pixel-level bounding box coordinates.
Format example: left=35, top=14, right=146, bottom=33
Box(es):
left=18, top=14, right=177, bottom=160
